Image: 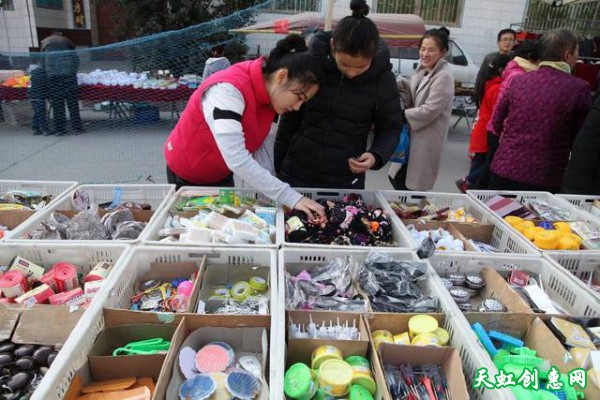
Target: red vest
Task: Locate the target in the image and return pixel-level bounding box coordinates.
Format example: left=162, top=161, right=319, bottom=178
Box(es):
left=164, top=58, right=275, bottom=183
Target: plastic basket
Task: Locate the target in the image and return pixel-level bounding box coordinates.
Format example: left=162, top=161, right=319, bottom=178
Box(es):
left=544, top=252, right=600, bottom=299
left=377, top=190, right=539, bottom=255
left=278, top=188, right=413, bottom=249
left=0, top=243, right=131, bottom=400
left=141, top=186, right=281, bottom=248
left=430, top=253, right=600, bottom=317
left=8, top=184, right=175, bottom=244
left=468, top=190, right=600, bottom=255
left=277, top=248, right=513, bottom=400
left=556, top=194, right=600, bottom=223
left=0, top=180, right=78, bottom=240
left=32, top=246, right=278, bottom=400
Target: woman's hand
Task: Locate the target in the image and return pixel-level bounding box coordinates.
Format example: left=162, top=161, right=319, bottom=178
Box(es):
left=294, top=197, right=327, bottom=222
left=348, top=152, right=376, bottom=174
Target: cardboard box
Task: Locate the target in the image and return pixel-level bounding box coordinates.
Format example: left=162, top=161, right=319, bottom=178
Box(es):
left=466, top=314, right=600, bottom=399
left=378, top=343, right=470, bottom=400
left=285, top=316, right=388, bottom=400
left=11, top=306, right=83, bottom=345
left=160, top=319, right=269, bottom=400
left=197, top=263, right=271, bottom=314
left=88, top=323, right=177, bottom=381
left=0, top=210, right=35, bottom=232
left=286, top=311, right=370, bottom=365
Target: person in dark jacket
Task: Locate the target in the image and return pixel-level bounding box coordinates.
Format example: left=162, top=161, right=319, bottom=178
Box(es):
left=562, top=90, right=600, bottom=194
left=274, top=0, right=402, bottom=189
left=41, top=31, right=83, bottom=136
left=27, top=63, right=48, bottom=135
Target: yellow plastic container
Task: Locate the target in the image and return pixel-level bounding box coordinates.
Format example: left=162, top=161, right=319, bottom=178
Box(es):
left=393, top=332, right=410, bottom=345
left=372, top=330, right=393, bottom=341
left=411, top=333, right=440, bottom=347
left=534, top=230, right=561, bottom=250
left=373, top=336, right=394, bottom=351
left=505, top=216, right=523, bottom=228
left=517, top=221, right=535, bottom=234
left=434, top=328, right=450, bottom=346
left=348, top=365, right=377, bottom=395
left=408, top=315, right=439, bottom=339
left=557, top=236, right=580, bottom=250
left=554, top=222, right=571, bottom=234
left=311, top=346, right=343, bottom=370
left=318, top=359, right=353, bottom=397
left=524, top=226, right=545, bottom=241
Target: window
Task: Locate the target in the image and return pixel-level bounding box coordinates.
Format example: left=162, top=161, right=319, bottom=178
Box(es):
left=446, top=40, right=467, bottom=66
left=374, top=0, right=465, bottom=26
left=36, top=0, right=63, bottom=10
left=0, top=0, right=14, bottom=11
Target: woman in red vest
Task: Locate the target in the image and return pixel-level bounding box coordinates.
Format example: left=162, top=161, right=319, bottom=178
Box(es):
left=165, top=34, right=325, bottom=220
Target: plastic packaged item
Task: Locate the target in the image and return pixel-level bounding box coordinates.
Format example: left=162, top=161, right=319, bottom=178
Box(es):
left=248, top=276, right=268, bottom=293
left=204, top=211, right=229, bottom=230
left=223, top=220, right=260, bottom=242
left=84, top=261, right=113, bottom=283
left=230, top=281, right=252, bottom=301
left=255, top=207, right=276, bottom=226
left=0, top=270, right=30, bottom=298
left=195, top=344, right=232, bottom=373
left=284, top=363, right=318, bottom=400
left=181, top=226, right=212, bottom=244
left=411, top=333, right=440, bottom=346
left=225, top=369, right=260, bottom=399
left=52, top=262, right=80, bottom=292
left=408, top=315, right=439, bottom=339
left=14, top=284, right=54, bottom=305
left=179, top=374, right=216, bottom=400
left=239, top=210, right=268, bottom=230
left=318, top=359, right=353, bottom=397
left=393, top=332, right=410, bottom=345
left=311, top=345, right=343, bottom=370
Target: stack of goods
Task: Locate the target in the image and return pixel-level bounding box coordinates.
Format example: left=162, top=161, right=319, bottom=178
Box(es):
left=0, top=256, right=111, bottom=307
left=1, top=75, right=29, bottom=88
left=358, top=253, right=439, bottom=313
left=130, top=277, right=195, bottom=313
left=505, top=269, right=566, bottom=314
left=439, top=272, right=506, bottom=312
left=27, top=190, right=149, bottom=240
left=159, top=190, right=276, bottom=245
left=285, top=193, right=394, bottom=246
left=288, top=316, right=361, bottom=340
left=0, top=190, right=53, bottom=211
left=285, top=256, right=368, bottom=312
left=198, top=275, right=269, bottom=315
left=390, top=199, right=477, bottom=223
left=407, top=226, right=465, bottom=252
left=486, top=195, right=600, bottom=250
left=178, top=343, right=264, bottom=399
left=77, top=69, right=180, bottom=89
left=472, top=322, right=591, bottom=399
left=0, top=341, right=60, bottom=398
left=384, top=364, right=451, bottom=400
left=284, top=346, right=377, bottom=399
left=372, top=315, right=449, bottom=350
left=69, top=377, right=156, bottom=399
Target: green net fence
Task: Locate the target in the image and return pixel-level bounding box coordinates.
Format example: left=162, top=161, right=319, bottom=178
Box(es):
left=0, top=0, right=326, bottom=183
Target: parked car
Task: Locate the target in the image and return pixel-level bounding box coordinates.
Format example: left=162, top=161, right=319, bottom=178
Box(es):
left=390, top=38, right=480, bottom=88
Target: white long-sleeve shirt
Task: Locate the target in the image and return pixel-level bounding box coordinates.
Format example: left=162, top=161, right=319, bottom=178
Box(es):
left=201, top=83, right=302, bottom=208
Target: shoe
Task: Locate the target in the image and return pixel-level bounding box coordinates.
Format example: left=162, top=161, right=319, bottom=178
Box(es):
left=455, top=178, right=469, bottom=194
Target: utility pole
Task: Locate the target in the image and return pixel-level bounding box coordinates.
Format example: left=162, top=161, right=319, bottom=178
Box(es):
left=325, top=0, right=334, bottom=31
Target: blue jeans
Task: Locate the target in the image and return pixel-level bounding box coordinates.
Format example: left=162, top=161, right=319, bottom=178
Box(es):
left=466, top=153, right=487, bottom=186
left=30, top=99, right=47, bottom=132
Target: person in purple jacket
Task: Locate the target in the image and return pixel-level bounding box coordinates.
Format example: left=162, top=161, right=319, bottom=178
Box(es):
left=489, top=29, right=592, bottom=193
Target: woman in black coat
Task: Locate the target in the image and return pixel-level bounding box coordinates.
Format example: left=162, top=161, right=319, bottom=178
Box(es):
left=274, top=0, right=403, bottom=189
left=563, top=90, right=600, bottom=195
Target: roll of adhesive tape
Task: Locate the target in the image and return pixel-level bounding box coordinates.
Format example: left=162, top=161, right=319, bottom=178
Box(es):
left=408, top=315, right=439, bottom=339
left=249, top=276, right=268, bottom=293
left=371, top=330, right=393, bottom=342
left=311, top=346, right=343, bottom=370
left=0, top=270, right=29, bottom=298
left=230, top=281, right=251, bottom=301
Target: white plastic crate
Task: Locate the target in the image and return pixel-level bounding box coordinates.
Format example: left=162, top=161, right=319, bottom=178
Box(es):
left=468, top=190, right=600, bottom=254
left=8, top=184, right=175, bottom=244
left=277, top=248, right=513, bottom=400
left=544, top=252, right=600, bottom=299
left=556, top=194, right=600, bottom=223
left=430, top=253, right=600, bottom=317
left=142, top=186, right=281, bottom=248
left=278, top=188, right=413, bottom=249
left=0, top=180, right=78, bottom=240
left=33, top=246, right=278, bottom=400
left=0, top=243, right=131, bottom=400
left=377, top=190, right=539, bottom=255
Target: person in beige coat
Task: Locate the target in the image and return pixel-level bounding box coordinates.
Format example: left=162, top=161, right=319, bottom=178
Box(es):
left=389, top=28, right=455, bottom=191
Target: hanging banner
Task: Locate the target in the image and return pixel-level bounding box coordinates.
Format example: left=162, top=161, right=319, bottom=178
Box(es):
left=72, top=0, right=85, bottom=28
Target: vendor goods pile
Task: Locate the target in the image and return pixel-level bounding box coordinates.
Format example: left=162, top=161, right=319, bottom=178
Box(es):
left=0, top=190, right=52, bottom=211
left=159, top=190, right=276, bottom=245
left=390, top=200, right=477, bottom=223
left=285, top=193, right=394, bottom=246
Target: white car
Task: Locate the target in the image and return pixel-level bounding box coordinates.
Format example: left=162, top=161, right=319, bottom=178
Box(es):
left=390, top=39, right=480, bottom=88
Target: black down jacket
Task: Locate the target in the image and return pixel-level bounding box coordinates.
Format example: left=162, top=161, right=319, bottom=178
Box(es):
left=563, top=92, right=600, bottom=195
left=274, top=31, right=403, bottom=189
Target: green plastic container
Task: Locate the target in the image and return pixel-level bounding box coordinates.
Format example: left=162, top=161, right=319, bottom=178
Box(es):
left=284, top=363, right=318, bottom=400
left=345, top=356, right=371, bottom=368
left=349, top=385, right=375, bottom=400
